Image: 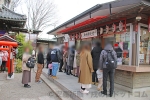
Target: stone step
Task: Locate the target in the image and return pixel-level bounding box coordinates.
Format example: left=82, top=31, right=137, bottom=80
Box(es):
left=41, top=73, right=73, bottom=100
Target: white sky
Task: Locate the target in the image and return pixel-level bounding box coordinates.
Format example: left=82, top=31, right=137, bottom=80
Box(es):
left=16, top=0, right=114, bottom=38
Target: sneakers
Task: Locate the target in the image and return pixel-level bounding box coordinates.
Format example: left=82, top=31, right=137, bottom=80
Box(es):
left=80, top=89, right=89, bottom=94
left=52, top=76, right=57, bottom=79
left=24, top=84, right=31, bottom=88
left=59, top=70, right=63, bottom=72
left=101, top=91, right=107, bottom=95
left=36, top=80, right=43, bottom=83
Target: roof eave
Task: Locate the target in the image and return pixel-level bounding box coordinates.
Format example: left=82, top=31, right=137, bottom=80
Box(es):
left=47, top=4, right=102, bottom=34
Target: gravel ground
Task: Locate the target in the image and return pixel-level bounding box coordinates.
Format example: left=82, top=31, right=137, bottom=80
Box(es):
left=0, top=71, right=60, bottom=100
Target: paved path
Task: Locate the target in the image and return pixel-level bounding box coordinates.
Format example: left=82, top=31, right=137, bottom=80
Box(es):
left=43, top=68, right=150, bottom=100
left=0, top=71, right=59, bottom=100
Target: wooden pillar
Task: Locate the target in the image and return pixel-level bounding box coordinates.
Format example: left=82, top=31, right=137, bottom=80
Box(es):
left=101, top=36, right=105, bottom=49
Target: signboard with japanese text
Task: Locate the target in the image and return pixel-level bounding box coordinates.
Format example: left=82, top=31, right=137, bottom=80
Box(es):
left=81, top=29, right=97, bottom=39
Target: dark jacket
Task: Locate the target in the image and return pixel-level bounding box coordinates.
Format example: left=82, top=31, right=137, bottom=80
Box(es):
left=99, top=44, right=117, bottom=70
left=46, top=49, right=52, bottom=62
left=91, top=46, right=102, bottom=69
left=37, top=52, right=44, bottom=64
left=67, top=48, right=74, bottom=66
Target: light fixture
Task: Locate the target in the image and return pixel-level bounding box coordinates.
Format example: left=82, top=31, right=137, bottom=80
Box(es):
left=136, top=16, right=142, bottom=21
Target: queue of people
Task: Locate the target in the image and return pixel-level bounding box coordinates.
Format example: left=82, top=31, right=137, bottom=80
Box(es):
left=47, top=42, right=117, bottom=97
left=21, top=42, right=117, bottom=97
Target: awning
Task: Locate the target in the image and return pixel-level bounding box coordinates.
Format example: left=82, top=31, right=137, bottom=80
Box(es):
left=58, top=16, right=107, bottom=34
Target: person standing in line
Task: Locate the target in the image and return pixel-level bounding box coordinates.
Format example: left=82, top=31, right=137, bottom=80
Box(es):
left=67, top=46, right=75, bottom=75
left=96, top=69, right=103, bottom=91
left=78, top=44, right=94, bottom=94
left=50, top=44, right=61, bottom=79
left=22, top=47, right=31, bottom=88
left=1, top=46, right=8, bottom=72
left=99, top=43, right=117, bottom=97
left=46, top=45, right=53, bottom=69
left=91, top=42, right=102, bottom=85
left=76, top=49, right=80, bottom=77
left=59, top=45, right=64, bottom=72
left=72, top=49, right=77, bottom=77
left=35, top=45, right=44, bottom=83
left=62, top=47, right=68, bottom=73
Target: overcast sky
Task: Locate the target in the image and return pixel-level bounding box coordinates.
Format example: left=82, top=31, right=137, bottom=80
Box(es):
left=54, top=0, right=114, bottom=25
left=16, top=0, right=114, bottom=38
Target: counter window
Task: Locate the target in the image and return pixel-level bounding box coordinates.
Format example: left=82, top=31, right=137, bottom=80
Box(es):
left=114, top=32, right=130, bottom=65
left=139, top=28, right=150, bottom=65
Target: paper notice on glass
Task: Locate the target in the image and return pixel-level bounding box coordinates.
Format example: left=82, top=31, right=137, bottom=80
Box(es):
left=116, top=34, right=120, bottom=42
left=121, top=34, right=125, bottom=42
left=125, top=32, right=130, bottom=41
left=139, top=54, right=144, bottom=60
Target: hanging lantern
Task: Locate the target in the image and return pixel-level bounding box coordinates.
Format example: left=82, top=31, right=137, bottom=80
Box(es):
left=112, top=23, right=116, bottom=33
left=100, top=28, right=103, bottom=35
left=119, top=21, right=123, bottom=31
left=106, top=25, right=109, bottom=33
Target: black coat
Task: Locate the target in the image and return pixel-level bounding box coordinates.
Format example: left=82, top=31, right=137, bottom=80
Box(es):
left=37, top=52, right=44, bottom=64
left=46, top=50, right=51, bottom=63
left=91, top=46, right=102, bottom=70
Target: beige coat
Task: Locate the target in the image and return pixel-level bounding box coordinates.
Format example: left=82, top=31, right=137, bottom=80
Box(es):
left=22, top=53, right=31, bottom=71
left=78, top=50, right=94, bottom=84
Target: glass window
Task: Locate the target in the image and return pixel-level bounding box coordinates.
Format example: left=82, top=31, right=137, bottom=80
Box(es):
left=114, top=28, right=130, bottom=65
left=139, top=28, right=150, bottom=65
left=104, top=32, right=130, bottom=65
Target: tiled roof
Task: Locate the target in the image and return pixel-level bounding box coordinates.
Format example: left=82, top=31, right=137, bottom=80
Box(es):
left=0, top=35, right=21, bottom=45
left=0, top=5, right=27, bottom=21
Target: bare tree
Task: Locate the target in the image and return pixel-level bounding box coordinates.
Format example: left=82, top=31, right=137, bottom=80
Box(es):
left=10, top=0, right=22, bottom=11
left=24, top=0, right=58, bottom=31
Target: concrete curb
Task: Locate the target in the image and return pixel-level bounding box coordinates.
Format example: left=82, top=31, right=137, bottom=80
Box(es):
left=40, top=74, right=63, bottom=100
left=42, top=72, right=82, bottom=100
left=34, top=68, right=72, bottom=100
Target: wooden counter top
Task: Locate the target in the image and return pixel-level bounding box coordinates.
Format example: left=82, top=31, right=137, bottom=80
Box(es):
left=116, top=65, right=150, bottom=72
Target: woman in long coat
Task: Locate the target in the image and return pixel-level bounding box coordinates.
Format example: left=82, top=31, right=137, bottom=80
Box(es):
left=78, top=44, right=94, bottom=94
left=22, top=47, right=31, bottom=88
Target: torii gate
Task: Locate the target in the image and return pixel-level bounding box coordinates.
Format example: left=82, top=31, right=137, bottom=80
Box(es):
left=0, top=41, right=18, bottom=79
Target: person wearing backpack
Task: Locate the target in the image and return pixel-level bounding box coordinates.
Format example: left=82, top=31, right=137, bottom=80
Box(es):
left=50, top=45, right=61, bottom=79
left=22, top=47, right=31, bottom=88
left=99, top=43, right=117, bottom=97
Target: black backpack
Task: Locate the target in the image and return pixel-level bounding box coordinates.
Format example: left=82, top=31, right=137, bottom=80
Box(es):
left=26, top=57, right=36, bottom=68
left=50, top=49, right=59, bottom=62
left=105, top=50, right=117, bottom=69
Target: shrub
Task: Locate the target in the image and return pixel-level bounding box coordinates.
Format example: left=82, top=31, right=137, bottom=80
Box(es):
left=16, top=33, right=33, bottom=60
left=15, top=59, right=22, bottom=73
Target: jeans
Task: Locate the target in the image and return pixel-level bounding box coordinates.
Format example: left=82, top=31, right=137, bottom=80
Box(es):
left=103, top=68, right=115, bottom=95
left=52, top=62, right=59, bottom=76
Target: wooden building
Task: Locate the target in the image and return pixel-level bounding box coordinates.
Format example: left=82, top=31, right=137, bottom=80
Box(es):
left=47, top=0, right=150, bottom=92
